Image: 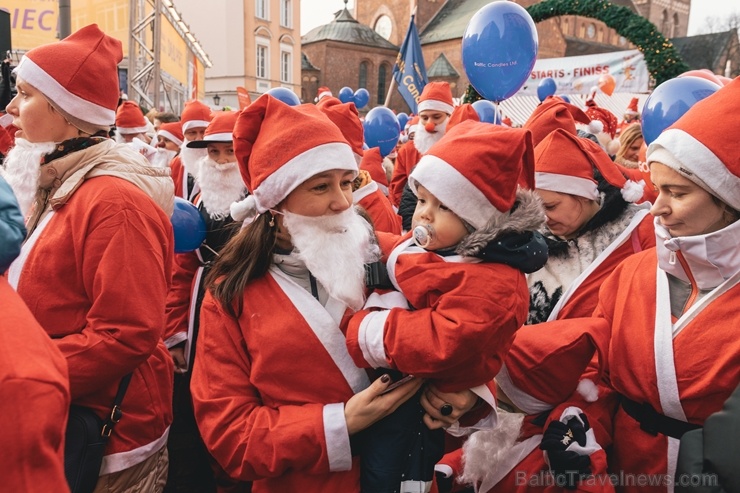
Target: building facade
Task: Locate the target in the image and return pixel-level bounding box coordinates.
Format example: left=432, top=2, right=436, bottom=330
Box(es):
left=307, top=0, right=693, bottom=112
left=177, top=0, right=302, bottom=109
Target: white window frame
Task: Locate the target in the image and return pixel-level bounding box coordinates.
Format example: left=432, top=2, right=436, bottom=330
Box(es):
left=280, top=0, right=292, bottom=28
left=256, top=0, right=269, bottom=20
left=256, top=37, right=270, bottom=80
left=280, top=44, right=292, bottom=83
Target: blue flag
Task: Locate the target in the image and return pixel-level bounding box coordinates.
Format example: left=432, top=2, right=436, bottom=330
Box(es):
left=392, top=15, right=428, bottom=114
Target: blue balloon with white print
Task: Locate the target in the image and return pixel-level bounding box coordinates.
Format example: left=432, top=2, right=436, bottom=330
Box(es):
left=363, top=106, right=400, bottom=158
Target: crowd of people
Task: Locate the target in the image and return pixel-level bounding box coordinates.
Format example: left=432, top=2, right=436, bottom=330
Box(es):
left=1, top=23, right=738, bottom=493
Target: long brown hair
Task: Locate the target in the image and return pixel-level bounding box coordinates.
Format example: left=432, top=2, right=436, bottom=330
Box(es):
left=206, top=213, right=277, bottom=318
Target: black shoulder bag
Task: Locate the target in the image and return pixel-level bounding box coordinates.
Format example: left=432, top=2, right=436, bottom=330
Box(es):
left=64, top=373, right=133, bottom=493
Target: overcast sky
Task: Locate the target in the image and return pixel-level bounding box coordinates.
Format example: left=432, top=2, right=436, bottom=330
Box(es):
left=300, top=0, right=739, bottom=37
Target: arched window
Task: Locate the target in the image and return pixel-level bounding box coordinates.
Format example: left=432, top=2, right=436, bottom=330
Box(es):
left=359, top=62, right=368, bottom=89
left=377, top=64, right=388, bottom=104
left=672, top=12, right=680, bottom=37
left=661, top=10, right=669, bottom=35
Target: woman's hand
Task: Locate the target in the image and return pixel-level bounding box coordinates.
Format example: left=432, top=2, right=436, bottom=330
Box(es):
left=169, top=347, right=187, bottom=373
left=344, top=374, right=423, bottom=435
left=420, top=385, right=479, bottom=429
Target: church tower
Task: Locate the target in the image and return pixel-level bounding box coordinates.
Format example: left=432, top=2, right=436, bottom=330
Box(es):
left=632, top=0, right=691, bottom=38
left=354, top=0, right=446, bottom=46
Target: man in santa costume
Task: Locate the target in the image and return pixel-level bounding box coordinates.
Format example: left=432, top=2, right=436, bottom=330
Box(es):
left=164, top=110, right=248, bottom=492
left=316, top=95, right=401, bottom=235
left=452, top=318, right=613, bottom=493
left=115, top=100, right=153, bottom=143
left=390, top=81, right=454, bottom=210
left=169, top=99, right=212, bottom=199
left=345, top=120, right=548, bottom=492
left=546, top=77, right=740, bottom=492
left=618, top=97, right=640, bottom=134
left=0, top=176, right=71, bottom=492
left=3, top=24, right=174, bottom=491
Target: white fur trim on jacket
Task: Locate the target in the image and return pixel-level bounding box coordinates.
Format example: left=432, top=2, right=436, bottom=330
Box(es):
left=15, top=56, right=115, bottom=126
left=323, top=403, right=352, bottom=472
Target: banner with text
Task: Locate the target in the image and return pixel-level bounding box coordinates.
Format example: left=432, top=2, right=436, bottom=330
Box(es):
left=517, top=49, right=649, bottom=96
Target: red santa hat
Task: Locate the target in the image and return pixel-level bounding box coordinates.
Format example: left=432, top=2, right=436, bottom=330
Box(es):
left=535, top=128, right=644, bottom=203
left=625, top=97, right=639, bottom=116
left=406, top=115, right=420, bottom=135
left=115, top=101, right=149, bottom=134
left=523, top=96, right=591, bottom=147
left=408, top=120, right=534, bottom=230
left=316, top=97, right=364, bottom=161
left=186, top=111, right=239, bottom=148
left=647, top=77, right=740, bottom=211
left=584, top=99, right=618, bottom=139
left=316, top=86, right=333, bottom=102
left=417, top=82, right=454, bottom=115
left=157, top=122, right=183, bottom=147
left=230, top=95, right=357, bottom=222
left=0, top=114, right=14, bottom=155
left=13, top=24, right=122, bottom=130
left=180, top=100, right=213, bottom=133
left=360, top=147, right=389, bottom=192
left=446, top=103, right=479, bottom=131
left=496, top=318, right=610, bottom=414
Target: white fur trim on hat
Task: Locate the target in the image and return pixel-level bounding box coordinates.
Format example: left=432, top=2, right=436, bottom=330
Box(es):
left=576, top=379, right=599, bottom=402
left=409, top=154, right=498, bottom=230
left=496, top=365, right=553, bottom=415
left=230, top=195, right=257, bottom=222
left=621, top=179, right=645, bottom=203
left=418, top=100, right=454, bottom=115
left=158, top=130, right=183, bottom=147
left=182, top=120, right=210, bottom=132
left=318, top=90, right=332, bottom=100
left=118, top=124, right=150, bottom=134
left=535, top=172, right=599, bottom=201
left=648, top=128, right=740, bottom=211
left=15, top=56, right=115, bottom=126
left=252, top=142, right=357, bottom=213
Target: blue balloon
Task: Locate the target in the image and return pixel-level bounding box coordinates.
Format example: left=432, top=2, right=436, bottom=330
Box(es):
left=353, top=88, right=370, bottom=108
left=338, top=86, right=354, bottom=104
left=462, top=2, right=538, bottom=102
left=265, top=87, right=300, bottom=106
left=396, top=112, right=409, bottom=130
left=171, top=197, right=207, bottom=253
left=363, top=106, right=400, bottom=157
left=641, top=76, right=721, bottom=145
left=472, top=100, right=502, bottom=124
left=559, top=95, right=571, bottom=103
left=537, top=78, right=557, bottom=102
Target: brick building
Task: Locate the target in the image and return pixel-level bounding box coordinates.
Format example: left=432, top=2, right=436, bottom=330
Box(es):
left=304, top=0, right=692, bottom=113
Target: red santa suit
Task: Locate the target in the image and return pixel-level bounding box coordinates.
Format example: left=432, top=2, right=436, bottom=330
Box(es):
left=0, top=277, right=71, bottom=493
left=389, top=140, right=422, bottom=207
left=553, top=218, right=740, bottom=493
left=347, top=233, right=528, bottom=403
left=8, top=141, right=175, bottom=475
left=191, top=262, right=372, bottom=492
left=353, top=180, right=401, bottom=235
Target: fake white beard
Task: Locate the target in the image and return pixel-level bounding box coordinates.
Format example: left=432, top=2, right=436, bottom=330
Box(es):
left=147, top=148, right=178, bottom=169
left=179, top=141, right=207, bottom=178
left=413, top=119, right=448, bottom=155
left=281, top=207, right=380, bottom=311
left=459, top=410, right=525, bottom=488
left=0, top=138, right=56, bottom=218
left=196, top=157, right=246, bottom=219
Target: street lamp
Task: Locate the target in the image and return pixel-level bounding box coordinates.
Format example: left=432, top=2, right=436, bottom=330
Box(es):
left=212, top=94, right=221, bottom=106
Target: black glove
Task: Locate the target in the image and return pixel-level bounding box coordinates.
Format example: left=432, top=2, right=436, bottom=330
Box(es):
left=540, top=414, right=592, bottom=490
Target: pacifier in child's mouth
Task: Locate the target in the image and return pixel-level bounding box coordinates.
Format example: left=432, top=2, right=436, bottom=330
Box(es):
left=412, top=224, right=435, bottom=248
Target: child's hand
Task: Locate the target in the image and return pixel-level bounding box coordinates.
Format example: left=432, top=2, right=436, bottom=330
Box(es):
left=344, top=374, right=423, bottom=435
left=420, top=385, right=479, bottom=429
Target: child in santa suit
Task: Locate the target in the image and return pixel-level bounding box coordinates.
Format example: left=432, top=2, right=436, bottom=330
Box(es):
left=543, top=77, right=740, bottom=493
left=390, top=82, right=454, bottom=210
left=164, top=111, right=248, bottom=492
left=316, top=96, right=401, bottom=235
left=345, top=120, right=549, bottom=492
left=450, top=318, right=614, bottom=493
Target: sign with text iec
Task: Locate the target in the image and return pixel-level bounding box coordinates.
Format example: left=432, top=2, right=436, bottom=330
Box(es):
left=517, top=49, right=649, bottom=96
